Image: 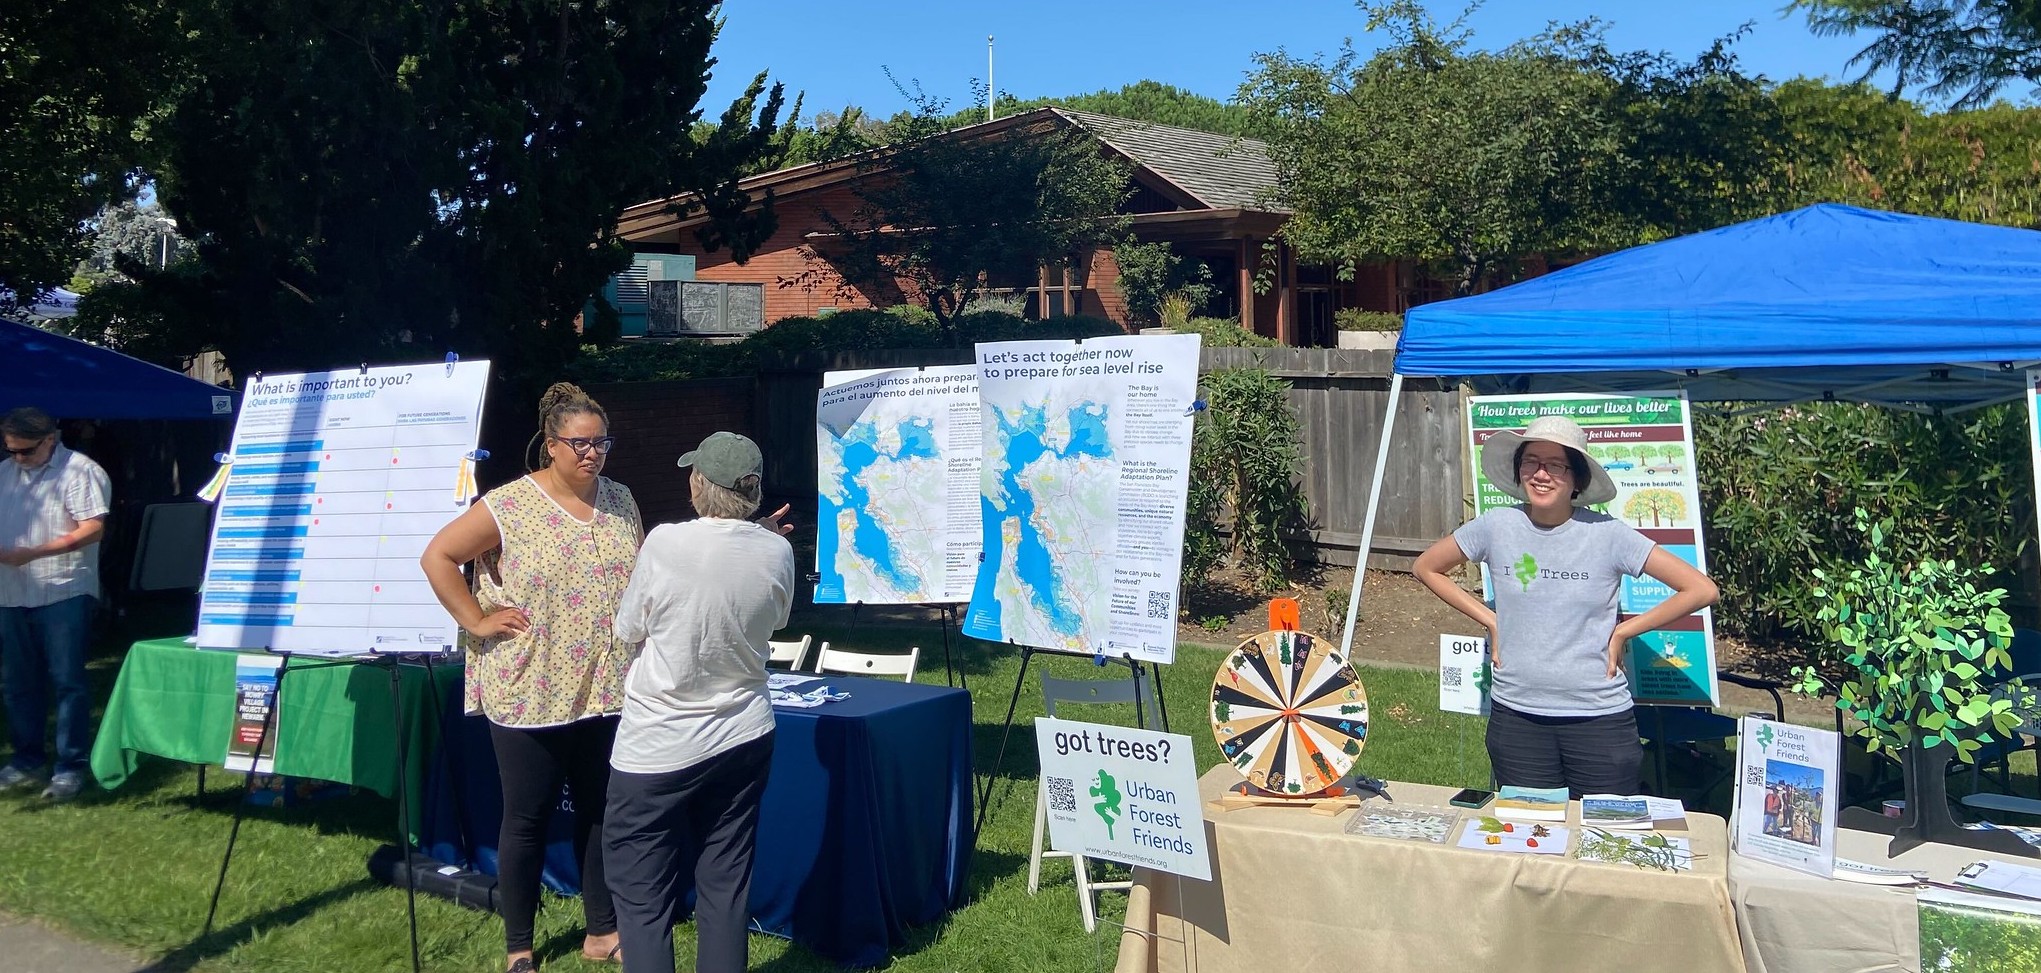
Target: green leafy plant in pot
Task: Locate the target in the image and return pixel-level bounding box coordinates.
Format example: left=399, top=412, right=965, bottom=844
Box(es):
left=1789, top=509, right=2034, bottom=858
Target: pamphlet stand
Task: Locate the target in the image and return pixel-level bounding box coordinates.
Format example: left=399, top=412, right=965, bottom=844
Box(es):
left=202, top=652, right=435, bottom=973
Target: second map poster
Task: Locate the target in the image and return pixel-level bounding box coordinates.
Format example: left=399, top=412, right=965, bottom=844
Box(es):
left=964, top=333, right=1201, bottom=664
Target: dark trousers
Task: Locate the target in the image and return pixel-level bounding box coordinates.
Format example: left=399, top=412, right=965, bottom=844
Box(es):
left=488, top=716, right=620, bottom=953
left=0, top=596, right=96, bottom=775
left=604, top=732, right=774, bottom=973
left=1486, top=701, right=1642, bottom=798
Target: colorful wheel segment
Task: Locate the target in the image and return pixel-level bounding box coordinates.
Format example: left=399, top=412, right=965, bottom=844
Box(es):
left=1209, top=629, right=1369, bottom=797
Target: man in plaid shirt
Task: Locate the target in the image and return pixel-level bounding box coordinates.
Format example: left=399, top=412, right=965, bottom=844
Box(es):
left=0, top=407, right=111, bottom=802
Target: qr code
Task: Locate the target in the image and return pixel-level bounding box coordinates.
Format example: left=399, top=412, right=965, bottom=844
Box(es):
left=1442, top=667, right=1464, bottom=689
left=1146, top=590, right=1172, bottom=619
left=1745, top=766, right=1766, bottom=786
left=1047, top=776, right=1077, bottom=812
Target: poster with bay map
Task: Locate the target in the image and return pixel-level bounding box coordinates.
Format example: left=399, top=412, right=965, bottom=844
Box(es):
left=963, top=334, right=1200, bottom=664
left=813, top=366, right=980, bottom=604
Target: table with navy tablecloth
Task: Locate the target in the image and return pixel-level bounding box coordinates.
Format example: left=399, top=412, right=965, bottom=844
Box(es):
left=421, top=674, right=975, bottom=968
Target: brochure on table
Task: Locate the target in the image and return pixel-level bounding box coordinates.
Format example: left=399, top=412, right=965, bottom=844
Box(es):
left=963, top=334, right=1200, bottom=664
left=1034, top=715, right=1208, bottom=880
left=813, top=365, right=981, bottom=605
left=196, top=359, right=491, bottom=655
left=1734, top=717, right=1840, bottom=878
left=1466, top=391, right=1718, bottom=706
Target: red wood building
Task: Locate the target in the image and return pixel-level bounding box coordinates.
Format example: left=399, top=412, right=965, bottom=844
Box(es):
left=618, top=108, right=1422, bottom=347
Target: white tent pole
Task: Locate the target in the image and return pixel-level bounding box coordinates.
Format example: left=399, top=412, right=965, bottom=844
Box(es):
left=1340, top=371, right=1405, bottom=659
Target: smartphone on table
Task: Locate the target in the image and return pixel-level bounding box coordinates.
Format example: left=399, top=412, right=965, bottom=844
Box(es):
left=1448, top=787, right=1494, bottom=809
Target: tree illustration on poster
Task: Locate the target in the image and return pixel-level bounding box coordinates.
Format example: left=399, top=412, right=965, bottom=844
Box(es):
left=1622, top=488, right=1687, bottom=528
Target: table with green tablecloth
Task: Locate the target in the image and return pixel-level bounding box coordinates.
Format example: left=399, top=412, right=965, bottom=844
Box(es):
left=90, top=636, right=461, bottom=837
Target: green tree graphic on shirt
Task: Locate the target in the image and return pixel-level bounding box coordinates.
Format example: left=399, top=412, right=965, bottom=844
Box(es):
left=1513, top=552, right=1538, bottom=592
left=1090, top=769, right=1123, bottom=839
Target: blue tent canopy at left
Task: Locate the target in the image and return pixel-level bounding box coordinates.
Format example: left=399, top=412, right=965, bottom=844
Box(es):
left=4, top=317, right=236, bottom=420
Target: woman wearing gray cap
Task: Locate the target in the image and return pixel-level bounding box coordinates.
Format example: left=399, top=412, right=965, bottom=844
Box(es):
left=603, top=431, right=796, bottom=973
left=1413, top=415, right=1718, bottom=796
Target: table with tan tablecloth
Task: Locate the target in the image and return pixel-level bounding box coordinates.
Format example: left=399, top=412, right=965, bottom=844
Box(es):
left=1729, top=828, right=1983, bottom=973
left=1115, top=767, right=1744, bottom=973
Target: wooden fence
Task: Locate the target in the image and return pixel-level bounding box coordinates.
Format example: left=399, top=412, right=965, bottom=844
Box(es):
left=730, top=344, right=1465, bottom=569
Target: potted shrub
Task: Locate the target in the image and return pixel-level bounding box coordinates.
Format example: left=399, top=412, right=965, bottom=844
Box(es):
left=1791, top=509, right=2034, bottom=858
left=1335, top=310, right=1402, bottom=350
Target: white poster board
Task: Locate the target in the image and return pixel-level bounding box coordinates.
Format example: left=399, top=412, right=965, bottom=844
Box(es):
left=1438, top=634, right=1491, bottom=716
left=963, top=334, right=1200, bottom=663
left=813, top=365, right=980, bottom=604
left=1466, top=390, right=1719, bottom=706
left=1034, top=716, right=1209, bottom=881
left=2028, top=369, right=2041, bottom=552
left=1734, top=717, right=1840, bottom=878
left=196, top=359, right=490, bottom=654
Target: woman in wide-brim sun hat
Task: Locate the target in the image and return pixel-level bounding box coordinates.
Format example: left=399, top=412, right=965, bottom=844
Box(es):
left=1411, top=415, right=1718, bottom=797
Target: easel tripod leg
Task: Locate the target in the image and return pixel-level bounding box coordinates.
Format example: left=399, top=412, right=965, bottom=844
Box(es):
left=204, top=657, right=290, bottom=938
left=975, top=646, right=1036, bottom=838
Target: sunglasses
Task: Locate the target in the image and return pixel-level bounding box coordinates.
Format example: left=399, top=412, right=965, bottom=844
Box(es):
left=553, top=436, right=615, bottom=456
left=5, top=439, right=48, bottom=457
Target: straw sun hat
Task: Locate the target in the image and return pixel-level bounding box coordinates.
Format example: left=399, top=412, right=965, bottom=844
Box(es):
left=1478, top=415, right=1619, bottom=507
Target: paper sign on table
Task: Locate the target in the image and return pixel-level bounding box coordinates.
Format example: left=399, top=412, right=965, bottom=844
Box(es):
left=1035, top=716, right=1208, bottom=881
left=1733, top=717, right=1839, bottom=878
left=224, top=655, right=284, bottom=773
left=1438, top=634, right=1490, bottom=716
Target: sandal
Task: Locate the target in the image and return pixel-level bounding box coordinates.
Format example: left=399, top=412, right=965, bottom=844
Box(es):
left=506, top=959, right=538, bottom=973
left=580, top=942, right=623, bottom=965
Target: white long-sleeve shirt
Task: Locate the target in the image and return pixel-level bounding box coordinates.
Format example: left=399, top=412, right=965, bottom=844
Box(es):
left=610, top=517, right=795, bottom=775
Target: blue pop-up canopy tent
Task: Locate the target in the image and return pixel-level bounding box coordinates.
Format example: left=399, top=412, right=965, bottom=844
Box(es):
left=4, top=316, right=236, bottom=420
left=1339, top=204, right=2041, bottom=655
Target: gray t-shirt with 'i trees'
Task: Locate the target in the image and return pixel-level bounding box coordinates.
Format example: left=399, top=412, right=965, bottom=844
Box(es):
left=1453, top=505, right=1656, bottom=717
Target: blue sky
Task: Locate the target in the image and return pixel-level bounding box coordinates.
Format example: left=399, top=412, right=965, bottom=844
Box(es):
left=700, top=1, right=1892, bottom=123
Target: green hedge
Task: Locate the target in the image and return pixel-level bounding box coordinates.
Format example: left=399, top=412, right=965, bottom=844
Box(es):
left=1172, top=316, right=1275, bottom=347
left=1334, top=309, right=1403, bottom=332
left=565, top=308, right=1125, bottom=383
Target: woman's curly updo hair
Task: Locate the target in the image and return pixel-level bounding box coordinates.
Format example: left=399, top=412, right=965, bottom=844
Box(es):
left=528, top=382, right=609, bottom=470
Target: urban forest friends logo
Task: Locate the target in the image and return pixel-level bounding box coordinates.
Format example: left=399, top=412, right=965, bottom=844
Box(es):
left=1090, top=769, right=1123, bottom=838
left=1512, top=552, right=1538, bottom=592
left=1756, top=722, right=1775, bottom=755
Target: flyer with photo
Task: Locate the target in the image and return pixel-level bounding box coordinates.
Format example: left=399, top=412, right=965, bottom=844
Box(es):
left=1734, top=717, right=1840, bottom=878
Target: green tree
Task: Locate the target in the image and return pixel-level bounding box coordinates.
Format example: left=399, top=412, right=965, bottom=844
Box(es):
left=78, top=0, right=789, bottom=400
left=997, top=80, right=1255, bottom=137
left=806, top=83, right=1131, bottom=339
left=71, top=201, right=187, bottom=292
left=1661, top=443, right=1687, bottom=470
left=1112, top=240, right=1213, bottom=325
left=1773, top=79, right=2041, bottom=227
left=1241, top=2, right=1792, bottom=295
left=0, top=0, right=172, bottom=308
left=1793, top=0, right=2041, bottom=107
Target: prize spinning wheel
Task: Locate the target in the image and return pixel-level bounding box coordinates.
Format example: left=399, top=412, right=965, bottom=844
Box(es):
left=1210, top=630, right=1369, bottom=797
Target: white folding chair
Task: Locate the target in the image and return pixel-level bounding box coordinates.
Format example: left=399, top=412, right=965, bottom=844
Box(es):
left=1030, top=673, right=1159, bottom=932
left=766, top=634, right=813, bottom=671
left=811, top=642, right=920, bottom=683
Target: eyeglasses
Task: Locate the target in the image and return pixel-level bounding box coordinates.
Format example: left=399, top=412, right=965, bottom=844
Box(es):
left=1516, top=458, right=1574, bottom=478
left=554, top=436, right=615, bottom=456
left=4, top=438, right=48, bottom=457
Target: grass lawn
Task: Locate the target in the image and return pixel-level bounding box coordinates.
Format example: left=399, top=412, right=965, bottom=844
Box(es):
left=8, top=617, right=2032, bottom=971
left=0, top=621, right=1491, bottom=972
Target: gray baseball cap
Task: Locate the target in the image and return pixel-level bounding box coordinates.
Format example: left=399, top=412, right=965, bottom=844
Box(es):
left=677, top=431, right=763, bottom=488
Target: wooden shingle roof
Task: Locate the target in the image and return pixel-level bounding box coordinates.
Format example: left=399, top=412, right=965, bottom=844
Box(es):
left=1051, top=108, right=1285, bottom=213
